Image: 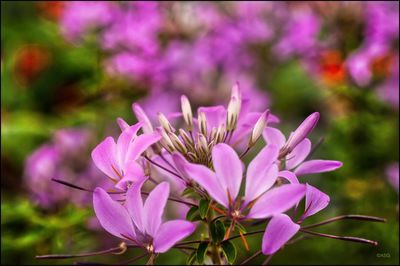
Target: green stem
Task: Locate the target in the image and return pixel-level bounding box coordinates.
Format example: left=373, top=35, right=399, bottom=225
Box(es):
left=207, top=208, right=223, bottom=265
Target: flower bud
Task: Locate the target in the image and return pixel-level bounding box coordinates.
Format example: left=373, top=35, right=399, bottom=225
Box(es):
left=168, top=132, right=188, bottom=154
left=284, top=112, right=320, bottom=154
left=158, top=112, right=174, bottom=133
left=249, top=110, right=270, bottom=147
left=198, top=112, right=207, bottom=136
left=181, top=95, right=193, bottom=131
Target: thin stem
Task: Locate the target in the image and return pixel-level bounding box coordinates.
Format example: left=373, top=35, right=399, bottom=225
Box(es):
left=144, top=191, right=197, bottom=207
left=240, top=250, right=262, bottom=265
left=174, top=240, right=206, bottom=247
left=51, top=178, right=123, bottom=194
left=144, top=155, right=184, bottom=181
left=301, top=215, right=386, bottom=229
left=224, top=229, right=265, bottom=242
left=300, top=229, right=378, bottom=246
left=262, top=254, right=274, bottom=265
left=36, top=245, right=134, bottom=260
left=239, top=147, right=251, bottom=159
left=307, top=137, right=324, bottom=159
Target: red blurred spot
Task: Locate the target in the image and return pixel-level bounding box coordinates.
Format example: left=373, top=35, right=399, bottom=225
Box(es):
left=36, top=1, right=65, bottom=21
left=320, top=50, right=346, bottom=86
left=14, top=45, right=51, bottom=87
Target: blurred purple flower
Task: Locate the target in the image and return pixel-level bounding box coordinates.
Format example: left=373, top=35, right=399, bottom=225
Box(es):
left=386, top=163, right=399, bottom=192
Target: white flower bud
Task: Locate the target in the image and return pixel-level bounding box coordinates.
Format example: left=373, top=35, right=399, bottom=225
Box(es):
left=249, top=110, right=270, bottom=147
left=158, top=112, right=174, bottom=133
left=181, top=95, right=193, bottom=131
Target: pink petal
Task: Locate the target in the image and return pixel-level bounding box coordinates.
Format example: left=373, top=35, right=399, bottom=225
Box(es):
left=262, top=214, right=300, bottom=255
left=116, top=117, right=130, bottom=131
left=300, top=184, right=330, bottom=221
left=294, top=160, right=343, bottom=176
left=93, top=187, right=135, bottom=240
left=184, top=162, right=228, bottom=208
left=132, top=103, right=154, bottom=134
left=116, top=123, right=143, bottom=168
left=115, top=162, right=146, bottom=191
left=143, top=182, right=169, bottom=237
left=247, top=184, right=306, bottom=219
left=152, top=153, right=186, bottom=191
left=286, top=138, right=311, bottom=170
left=126, top=178, right=146, bottom=233
left=153, top=220, right=196, bottom=253
left=91, top=137, right=119, bottom=180
left=245, top=145, right=279, bottom=203
left=197, top=105, right=226, bottom=132
left=285, top=112, right=319, bottom=152
left=263, top=127, right=286, bottom=149
left=212, top=143, right=243, bottom=201
left=278, top=170, right=299, bottom=184
left=125, top=132, right=161, bottom=163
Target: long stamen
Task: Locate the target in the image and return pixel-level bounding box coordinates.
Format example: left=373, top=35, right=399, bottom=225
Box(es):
left=301, top=215, right=386, bottom=229
left=36, top=245, right=136, bottom=260
left=300, top=229, right=378, bottom=246
left=239, top=230, right=250, bottom=251
left=144, top=155, right=183, bottom=181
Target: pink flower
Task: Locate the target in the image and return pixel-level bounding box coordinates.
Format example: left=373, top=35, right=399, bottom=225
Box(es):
left=263, top=112, right=343, bottom=176
left=91, top=122, right=160, bottom=190
left=182, top=143, right=306, bottom=219
left=93, top=180, right=196, bottom=253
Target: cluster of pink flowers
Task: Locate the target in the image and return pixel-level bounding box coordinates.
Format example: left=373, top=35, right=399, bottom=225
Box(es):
left=60, top=2, right=399, bottom=116
left=34, top=83, right=387, bottom=265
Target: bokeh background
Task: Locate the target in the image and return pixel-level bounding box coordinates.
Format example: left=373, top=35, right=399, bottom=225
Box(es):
left=1, top=1, right=399, bottom=265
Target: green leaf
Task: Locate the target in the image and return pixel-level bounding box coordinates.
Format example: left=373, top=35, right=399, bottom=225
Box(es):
left=186, top=206, right=202, bottom=221
left=221, top=241, right=237, bottom=265
left=199, top=199, right=210, bottom=219
left=210, top=220, right=225, bottom=243
left=186, top=206, right=198, bottom=220
left=235, top=222, right=247, bottom=233
left=196, top=242, right=209, bottom=264
left=186, top=250, right=197, bottom=265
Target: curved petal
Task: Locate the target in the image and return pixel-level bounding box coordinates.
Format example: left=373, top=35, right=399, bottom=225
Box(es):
left=278, top=170, right=299, bottom=184
left=116, top=117, right=130, bottom=132
left=91, top=137, right=119, bottom=180
left=153, top=220, right=196, bottom=253
left=212, top=143, right=243, bottom=201
left=247, top=184, right=306, bottom=219
left=262, top=214, right=300, bottom=255
left=263, top=127, right=286, bottom=149
left=117, top=123, right=144, bottom=167
left=245, top=145, right=279, bottom=203
left=115, top=162, right=146, bottom=191
left=286, top=138, right=311, bottom=170
left=125, top=132, right=161, bottom=164
left=132, top=103, right=154, bottom=134
left=143, top=182, right=169, bottom=237
left=184, top=162, right=228, bottom=208
left=93, top=188, right=135, bottom=240
left=125, top=178, right=147, bottom=232
left=294, top=160, right=343, bottom=176
left=300, top=184, right=330, bottom=221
